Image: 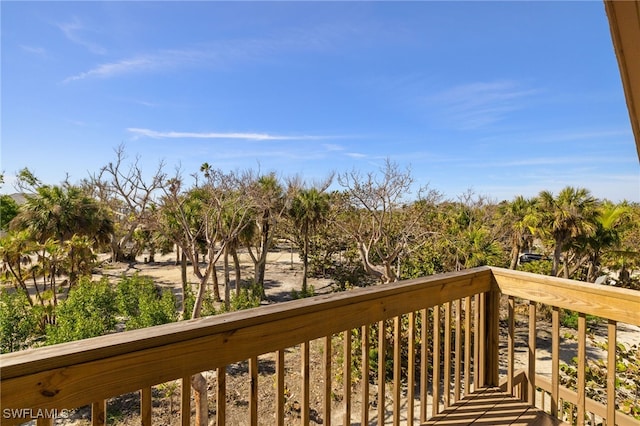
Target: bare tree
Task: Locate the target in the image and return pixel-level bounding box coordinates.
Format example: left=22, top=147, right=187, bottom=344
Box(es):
left=337, top=159, right=441, bottom=283
left=85, top=145, right=165, bottom=262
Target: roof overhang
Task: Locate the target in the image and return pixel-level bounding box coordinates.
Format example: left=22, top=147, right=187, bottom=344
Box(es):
left=604, top=0, right=640, bottom=161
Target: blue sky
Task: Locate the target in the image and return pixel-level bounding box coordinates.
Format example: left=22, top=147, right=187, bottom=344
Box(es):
left=2, top=1, right=639, bottom=202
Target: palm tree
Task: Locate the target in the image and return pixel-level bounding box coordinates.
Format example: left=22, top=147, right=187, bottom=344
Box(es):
left=289, top=188, right=330, bottom=293
left=9, top=184, right=113, bottom=247
left=247, top=174, right=285, bottom=295
left=575, top=201, right=630, bottom=282
left=535, top=187, right=599, bottom=277
left=500, top=196, right=536, bottom=269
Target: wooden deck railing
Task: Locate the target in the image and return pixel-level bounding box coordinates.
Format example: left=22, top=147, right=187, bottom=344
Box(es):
left=492, top=268, right=640, bottom=426
left=1, top=267, right=639, bottom=425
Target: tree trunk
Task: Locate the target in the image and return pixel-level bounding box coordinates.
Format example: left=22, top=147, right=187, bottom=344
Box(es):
left=211, top=263, right=221, bottom=302
left=224, top=245, right=231, bottom=311
left=302, top=232, right=309, bottom=294
left=509, top=244, right=520, bottom=270
left=551, top=241, right=563, bottom=277
left=191, top=373, right=208, bottom=426
left=190, top=288, right=210, bottom=426
left=256, top=217, right=270, bottom=296
left=232, top=247, right=241, bottom=297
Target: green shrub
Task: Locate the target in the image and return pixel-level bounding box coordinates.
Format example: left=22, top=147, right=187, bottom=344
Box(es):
left=46, top=277, right=117, bottom=345
left=116, top=274, right=177, bottom=330
left=291, top=284, right=315, bottom=300
left=560, top=309, right=601, bottom=330
left=0, top=289, right=40, bottom=353
left=219, top=282, right=262, bottom=313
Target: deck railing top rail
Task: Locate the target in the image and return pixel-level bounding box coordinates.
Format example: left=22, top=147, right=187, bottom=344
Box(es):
left=490, top=267, right=640, bottom=326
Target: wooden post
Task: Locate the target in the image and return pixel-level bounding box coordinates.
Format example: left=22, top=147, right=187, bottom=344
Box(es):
left=92, top=400, right=106, bottom=426
left=483, top=286, right=500, bottom=387
left=324, top=336, right=332, bottom=426
left=141, top=387, right=152, bottom=426
left=343, top=331, right=351, bottom=426
left=361, top=326, right=370, bottom=426
left=276, top=350, right=285, bottom=426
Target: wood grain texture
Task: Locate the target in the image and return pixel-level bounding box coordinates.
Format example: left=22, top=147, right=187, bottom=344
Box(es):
left=490, top=267, right=640, bottom=325
left=422, top=386, right=568, bottom=426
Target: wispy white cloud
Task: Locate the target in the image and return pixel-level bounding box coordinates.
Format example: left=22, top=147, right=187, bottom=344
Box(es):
left=127, top=128, right=332, bottom=141
left=429, top=80, right=539, bottom=130
left=57, top=17, right=106, bottom=55
left=346, top=152, right=367, bottom=159
left=63, top=57, right=159, bottom=83
left=323, top=144, right=345, bottom=151
left=62, top=21, right=366, bottom=83
left=20, top=45, right=46, bottom=56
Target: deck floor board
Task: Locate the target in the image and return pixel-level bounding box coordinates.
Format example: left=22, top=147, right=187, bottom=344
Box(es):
left=422, top=387, right=568, bottom=426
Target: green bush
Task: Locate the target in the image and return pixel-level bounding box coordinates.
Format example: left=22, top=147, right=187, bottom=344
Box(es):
left=46, top=277, right=118, bottom=345
left=116, top=274, right=177, bottom=330
left=220, top=282, right=262, bottom=313
left=560, top=309, right=600, bottom=330
left=291, top=284, right=316, bottom=300
left=182, top=285, right=217, bottom=319
left=0, top=289, right=40, bottom=353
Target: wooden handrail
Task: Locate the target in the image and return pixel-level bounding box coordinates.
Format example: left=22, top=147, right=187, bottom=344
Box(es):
left=489, top=267, right=640, bottom=326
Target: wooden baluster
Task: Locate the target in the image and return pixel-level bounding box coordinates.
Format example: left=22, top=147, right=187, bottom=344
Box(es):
left=464, top=296, right=472, bottom=397
left=407, top=312, right=416, bottom=426
left=507, top=296, right=515, bottom=395
left=474, top=294, right=480, bottom=391
left=478, top=294, right=486, bottom=387
left=302, top=342, right=310, bottom=425
left=528, top=301, right=537, bottom=405
left=551, top=307, right=560, bottom=418
left=393, top=316, right=401, bottom=426
left=324, top=336, right=332, bottom=426
left=361, top=325, right=370, bottom=426
left=607, top=320, right=617, bottom=425
left=181, top=376, right=190, bottom=426
left=378, top=320, right=386, bottom=425
left=277, top=349, right=285, bottom=426
left=92, top=400, right=106, bottom=426
left=217, top=368, right=226, bottom=425
left=454, top=299, right=462, bottom=402
left=250, top=356, right=258, bottom=426
left=432, top=305, right=441, bottom=417
left=141, top=386, right=152, bottom=426
left=577, top=313, right=586, bottom=426
left=420, top=308, right=429, bottom=423
left=344, top=331, right=352, bottom=426
left=36, top=418, right=52, bottom=426
left=486, top=289, right=500, bottom=387
left=444, top=302, right=451, bottom=407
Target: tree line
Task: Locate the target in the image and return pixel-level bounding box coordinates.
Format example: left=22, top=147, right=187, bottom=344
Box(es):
left=2, top=147, right=638, bottom=321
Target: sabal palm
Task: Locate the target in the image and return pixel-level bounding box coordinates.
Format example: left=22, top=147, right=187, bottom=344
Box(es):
left=10, top=185, right=113, bottom=246
left=501, top=196, right=536, bottom=269
left=577, top=201, right=629, bottom=282
left=289, top=188, right=330, bottom=292
left=536, top=187, right=598, bottom=277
